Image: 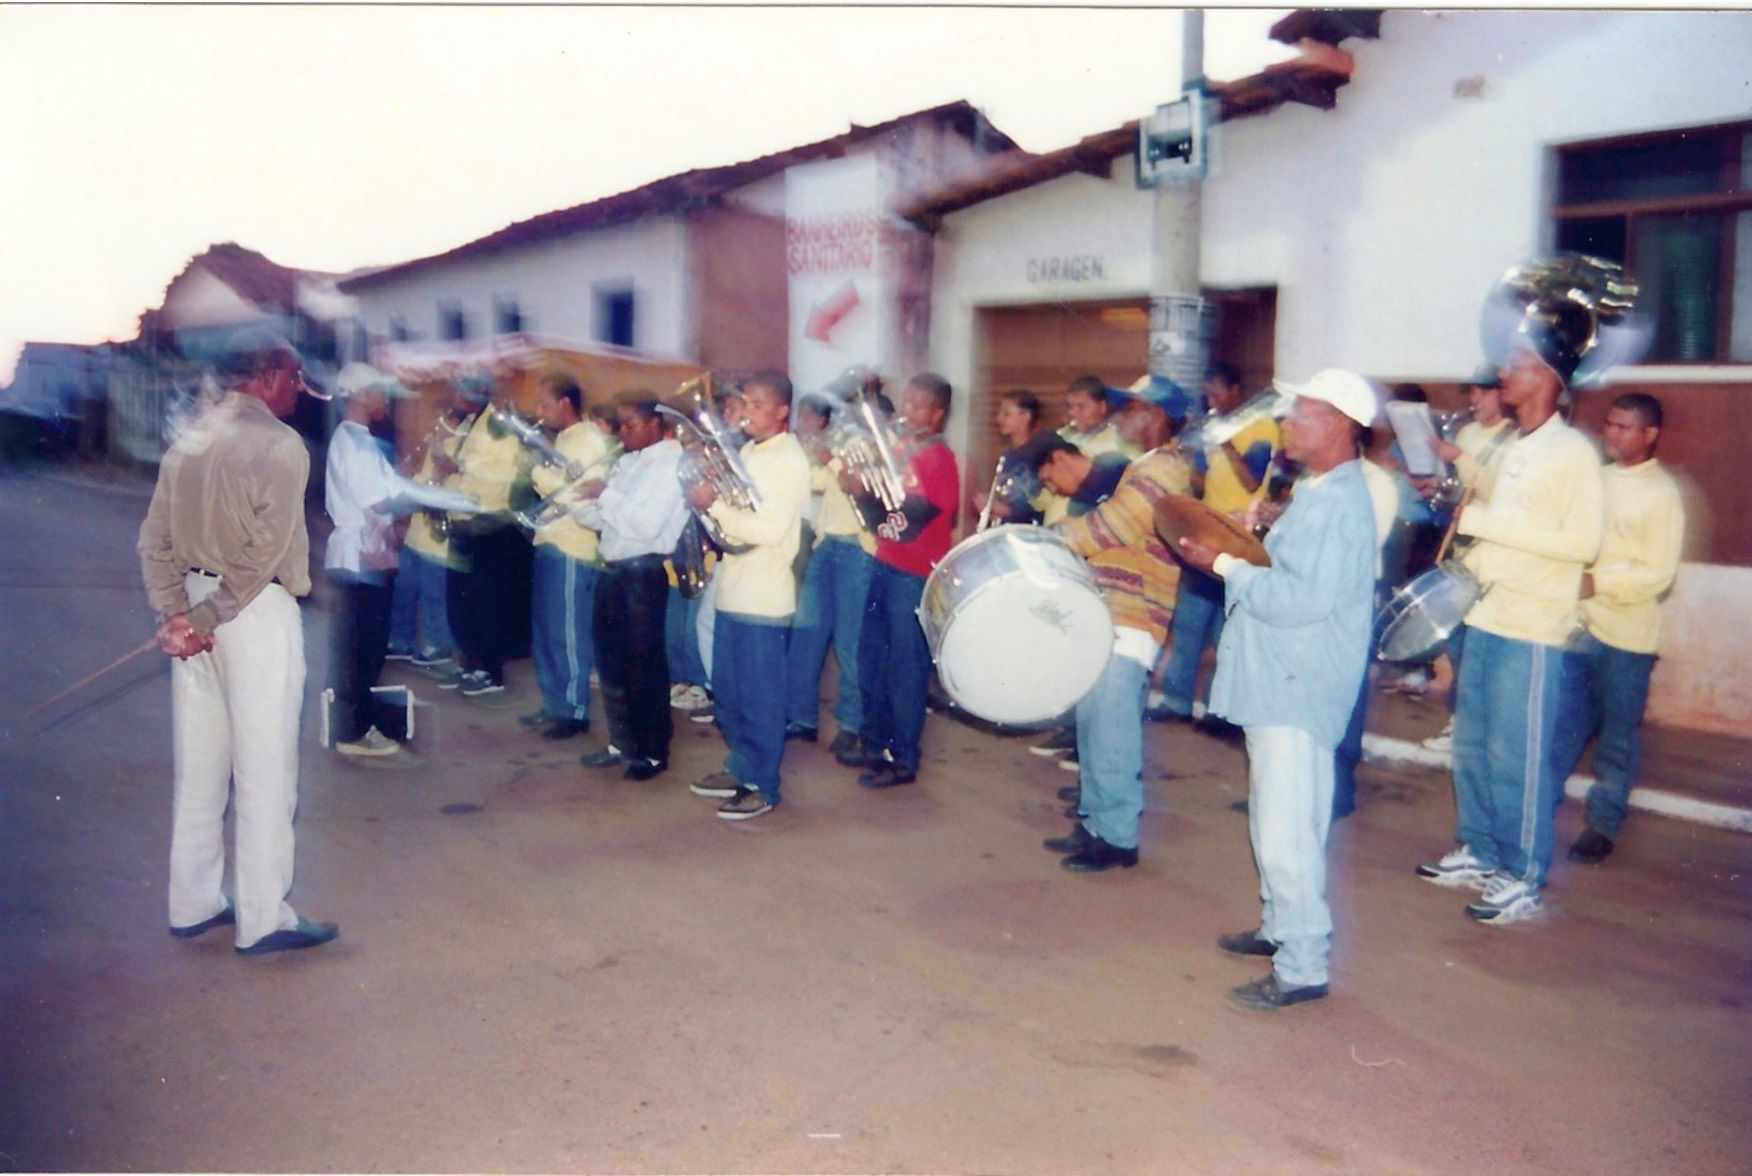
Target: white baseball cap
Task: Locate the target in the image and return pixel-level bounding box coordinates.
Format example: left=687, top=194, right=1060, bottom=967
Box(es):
left=1272, top=369, right=1380, bottom=427
left=335, top=362, right=415, bottom=400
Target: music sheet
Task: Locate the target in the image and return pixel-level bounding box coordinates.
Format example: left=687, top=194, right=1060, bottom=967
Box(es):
left=1385, top=402, right=1441, bottom=476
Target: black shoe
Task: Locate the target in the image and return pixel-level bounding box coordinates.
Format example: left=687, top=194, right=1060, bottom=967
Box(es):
left=1227, top=973, right=1327, bottom=1011
left=833, top=736, right=870, bottom=768
left=1216, top=929, right=1278, bottom=958
left=519, top=710, right=556, bottom=728
left=624, top=757, right=668, bottom=781
left=580, top=744, right=627, bottom=769
left=1568, top=827, right=1615, bottom=864
left=784, top=722, right=818, bottom=743
left=827, top=729, right=861, bottom=757
left=1055, top=785, right=1081, bottom=803
left=1042, top=824, right=1093, bottom=854
left=541, top=718, right=590, bottom=741
left=858, top=763, right=917, bottom=790
left=1060, top=835, right=1139, bottom=872
left=236, top=918, right=338, bottom=956
left=169, top=905, right=235, bottom=939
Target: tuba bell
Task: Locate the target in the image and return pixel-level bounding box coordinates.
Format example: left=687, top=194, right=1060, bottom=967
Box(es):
left=656, top=373, right=762, bottom=554
left=814, top=365, right=909, bottom=512
left=1479, top=253, right=1650, bottom=389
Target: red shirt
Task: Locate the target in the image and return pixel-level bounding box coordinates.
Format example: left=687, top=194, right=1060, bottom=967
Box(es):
left=875, top=438, right=959, bottom=577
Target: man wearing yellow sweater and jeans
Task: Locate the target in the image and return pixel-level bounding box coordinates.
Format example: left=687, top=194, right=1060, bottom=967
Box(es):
left=1417, top=344, right=1603, bottom=924
left=685, top=373, right=812, bottom=820
left=1551, top=393, right=1683, bottom=865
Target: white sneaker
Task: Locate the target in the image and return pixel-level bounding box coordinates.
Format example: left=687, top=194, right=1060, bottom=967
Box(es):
left=1422, top=718, right=1455, bottom=753
left=1415, top=844, right=1492, bottom=890
left=335, top=727, right=399, bottom=757
left=673, top=684, right=711, bottom=712
left=1466, top=875, right=1543, bottom=925
left=669, top=683, right=687, bottom=705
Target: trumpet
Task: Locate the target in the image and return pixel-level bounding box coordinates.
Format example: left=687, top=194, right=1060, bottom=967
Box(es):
left=514, top=449, right=620, bottom=534
left=485, top=404, right=571, bottom=472
left=815, top=366, right=908, bottom=512
left=656, top=374, right=762, bottom=553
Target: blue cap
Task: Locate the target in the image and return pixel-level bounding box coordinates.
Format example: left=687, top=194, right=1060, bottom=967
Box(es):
left=1119, top=374, right=1194, bottom=424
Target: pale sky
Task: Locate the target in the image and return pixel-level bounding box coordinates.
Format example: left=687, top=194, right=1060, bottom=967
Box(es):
left=0, top=4, right=1298, bottom=383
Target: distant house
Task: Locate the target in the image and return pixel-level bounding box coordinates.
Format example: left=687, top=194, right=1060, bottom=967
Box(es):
left=0, top=340, right=122, bottom=462
left=337, top=100, right=1018, bottom=401
left=111, top=242, right=357, bottom=461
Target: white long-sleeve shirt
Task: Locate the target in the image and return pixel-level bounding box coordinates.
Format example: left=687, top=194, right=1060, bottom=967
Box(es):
left=575, top=437, right=690, bottom=562
left=324, top=419, right=478, bottom=575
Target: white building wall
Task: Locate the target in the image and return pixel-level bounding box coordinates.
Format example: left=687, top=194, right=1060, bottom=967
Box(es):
left=1202, top=8, right=1752, bottom=382
left=351, top=214, right=692, bottom=360
left=925, top=169, right=1155, bottom=456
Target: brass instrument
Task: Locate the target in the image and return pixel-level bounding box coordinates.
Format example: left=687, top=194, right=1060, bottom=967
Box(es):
left=1177, top=387, right=1293, bottom=456
left=1479, top=253, right=1649, bottom=388
left=656, top=374, right=761, bottom=553
left=1426, top=408, right=1474, bottom=514
left=815, top=365, right=908, bottom=513
left=407, top=410, right=470, bottom=542
left=514, top=449, right=619, bottom=534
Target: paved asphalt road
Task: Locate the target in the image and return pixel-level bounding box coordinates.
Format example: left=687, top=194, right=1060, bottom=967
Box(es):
left=2, top=469, right=1749, bottom=1174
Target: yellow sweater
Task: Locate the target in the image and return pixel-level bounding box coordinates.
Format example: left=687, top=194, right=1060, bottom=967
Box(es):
left=448, top=411, right=527, bottom=513
left=531, top=419, right=614, bottom=564
left=813, top=457, right=877, bottom=554
left=1580, top=458, right=1684, bottom=655
left=707, top=432, right=813, bottom=618
left=1457, top=415, right=1603, bottom=647
left=1053, top=448, right=1193, bottom=648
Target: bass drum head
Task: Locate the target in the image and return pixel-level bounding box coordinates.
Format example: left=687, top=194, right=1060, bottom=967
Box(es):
left=922, top=528, right=1113, bottom=725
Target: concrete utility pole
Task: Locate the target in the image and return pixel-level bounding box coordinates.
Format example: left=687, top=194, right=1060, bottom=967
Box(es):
left=1148, top=8, right=1208, bottom=393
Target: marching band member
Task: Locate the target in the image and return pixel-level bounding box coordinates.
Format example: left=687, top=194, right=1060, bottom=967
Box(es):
left=785, top=393, right=880, bottom=756
left=1040, top=377, right=1193, bottom=871
left=1416, top=340, right=1604, bottom=925
left=522, top=375, right=613, bottom=741
left=439, top=377, right=531, bottom=697
left=837, top=373, right=960, bottom=790
left=682, top=373, right=812, bottom=820
left=1057, top=375, right=1138, bottom=461
left=324, top=363, right=479, bottom=758
left=1179, top=370, right=1379, bottom=1011
left=1151, top=362, right=1280, bottom=732
left=573, top=393, right=690, bottom=780
left=387, top=385, right=471, bottom=675
left=980, top=389, right=1045, bottom=527
left=1550, top=393, right=1684, bottom=866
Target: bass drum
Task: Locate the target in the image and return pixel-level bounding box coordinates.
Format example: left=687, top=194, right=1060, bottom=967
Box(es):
left=1376, top=560, right=1483, bottom=663
left=918, top=526, right=1113, bottom=726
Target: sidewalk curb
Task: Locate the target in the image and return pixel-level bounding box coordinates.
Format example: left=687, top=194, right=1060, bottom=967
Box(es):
left=1362, top=733, right=1752, bottom=836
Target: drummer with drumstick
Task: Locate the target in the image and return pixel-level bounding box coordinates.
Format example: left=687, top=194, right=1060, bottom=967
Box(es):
left=1175, top=370, right=1379, bottom=1011
left=1039, top=375, right=1194, bottom=872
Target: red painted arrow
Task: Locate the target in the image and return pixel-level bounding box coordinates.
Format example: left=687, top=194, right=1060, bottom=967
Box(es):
left=805, top=281, right=862, bottom=343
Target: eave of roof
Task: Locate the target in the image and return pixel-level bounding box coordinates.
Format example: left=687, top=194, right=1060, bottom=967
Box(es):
left=898, top=9, right=1379, bottom=230
left=339, top=99, right=1017, bottom=292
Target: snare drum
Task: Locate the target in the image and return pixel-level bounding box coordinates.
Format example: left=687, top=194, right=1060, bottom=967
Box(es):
left=918, top=526, right=1113, bottom=725
left=1376, top=560, right=1483, bottom=663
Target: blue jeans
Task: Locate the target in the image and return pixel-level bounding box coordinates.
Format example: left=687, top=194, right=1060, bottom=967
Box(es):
left=857, top=561, right=930, bottom=774
left=786, top=537, right=876, bottom=735
left=531, top=546, right=598, bottom=723
left=1451, top=626, right=1578, bottom=889
left=1075, top=651, right=1150, bottom=850
left=1158, top=570, right=1225, bottom=715
left=388, top=546, right=454, bottom=658
left=714, top=612, right=789, bottom=804
left=665, top=585, right=707, bottom=688
left=1244, top=725, right=1337, bottom=989
left=1549, top=631, right=1656, bottom=840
